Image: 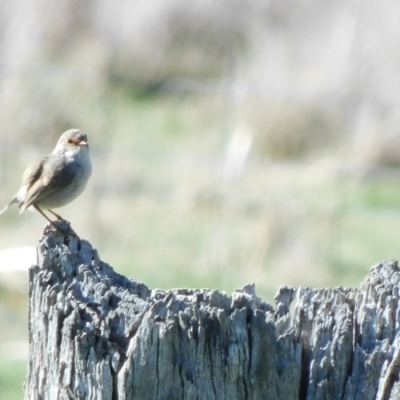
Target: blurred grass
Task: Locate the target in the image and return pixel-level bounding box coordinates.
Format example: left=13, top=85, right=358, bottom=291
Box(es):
left=0, top=289, right=27, bottom=400
left=0, top=360, right=26, bottom=400
left=3, top=90, right=400, bottom=301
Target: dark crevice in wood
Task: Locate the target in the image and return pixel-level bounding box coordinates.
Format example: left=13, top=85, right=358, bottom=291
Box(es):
left=299, top=346, right=310, bottom=400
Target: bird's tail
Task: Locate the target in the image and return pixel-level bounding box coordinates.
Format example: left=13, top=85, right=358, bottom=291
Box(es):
left=0, top=197, right=18, bottom=216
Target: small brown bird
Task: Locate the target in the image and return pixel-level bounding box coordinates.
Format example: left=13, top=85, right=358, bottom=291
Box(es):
left=0, top=129, right=92, bottom=224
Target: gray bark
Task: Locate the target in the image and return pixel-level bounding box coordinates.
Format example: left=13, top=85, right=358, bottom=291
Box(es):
left=25, top=221, right=400, bottom=400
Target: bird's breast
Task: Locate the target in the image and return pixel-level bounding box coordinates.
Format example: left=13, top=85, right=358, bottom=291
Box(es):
left=37, top=151, right=92, bottom=209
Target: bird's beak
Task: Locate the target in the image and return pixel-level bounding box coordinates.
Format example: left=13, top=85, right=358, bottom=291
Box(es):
left=78, top=141, right=88, bottom=147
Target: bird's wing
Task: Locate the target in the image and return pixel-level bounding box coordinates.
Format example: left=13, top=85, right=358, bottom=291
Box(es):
left=22, top=156, right=78, bottom=209
left=21, top=155, right=49, bottom=190
left=0, top=156, right=49, bottom=215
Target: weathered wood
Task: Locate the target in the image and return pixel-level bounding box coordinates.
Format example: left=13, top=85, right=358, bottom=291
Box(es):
left=25, top=222, right=400, bottom=400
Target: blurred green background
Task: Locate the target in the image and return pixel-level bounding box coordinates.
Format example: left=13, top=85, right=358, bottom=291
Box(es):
left=2, top=0, right=400, bottom=398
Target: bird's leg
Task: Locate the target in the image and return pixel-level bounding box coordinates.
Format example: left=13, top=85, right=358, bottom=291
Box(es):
left=48, top=209, right=63, bottom=220
left=34, top=205, right=71, bottom=234
left=34, top=205, right=56, bottom=225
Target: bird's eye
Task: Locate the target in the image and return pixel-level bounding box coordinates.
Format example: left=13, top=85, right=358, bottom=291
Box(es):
left=68, top=139, right=74, bottom=144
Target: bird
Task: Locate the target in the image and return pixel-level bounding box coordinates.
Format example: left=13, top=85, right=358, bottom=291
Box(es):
left=0, top=129, right=92, bottom=225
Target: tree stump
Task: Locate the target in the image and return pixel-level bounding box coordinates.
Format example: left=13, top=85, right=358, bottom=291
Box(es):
left=25, top=222, right=400, bottom=400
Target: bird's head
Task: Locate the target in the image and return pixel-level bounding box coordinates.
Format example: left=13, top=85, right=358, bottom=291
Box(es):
left=54, top=129, right=89, bottom=156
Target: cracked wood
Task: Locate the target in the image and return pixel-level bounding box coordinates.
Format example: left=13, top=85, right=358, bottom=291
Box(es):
left=25, top=221, right=400, bottom=399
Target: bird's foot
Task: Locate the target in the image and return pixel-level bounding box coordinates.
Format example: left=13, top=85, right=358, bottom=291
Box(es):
left=45, top=219, right=77, bottom=236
